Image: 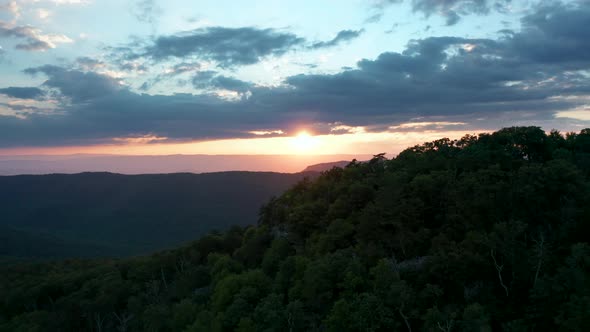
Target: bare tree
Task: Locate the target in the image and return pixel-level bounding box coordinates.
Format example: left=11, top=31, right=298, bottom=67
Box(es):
left=491, top=249, right=509, bottom=297
left=93, top=313, right=105, bottom=332
left=114, top=312, right=134, bottom=332
left=437, top=319, right=453, bottom=332
left=160, top=267, right=168, bottom=290
left=532, top=232, right=545, bottom=288
left=398, top=302, right=412, bottom=332
left=175, top=256, right=188, bottom=274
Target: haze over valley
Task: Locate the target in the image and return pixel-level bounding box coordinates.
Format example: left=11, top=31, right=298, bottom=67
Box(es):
left=0, top=154, right=372, bottom=175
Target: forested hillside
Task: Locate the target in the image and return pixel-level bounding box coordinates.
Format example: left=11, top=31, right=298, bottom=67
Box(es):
left=1, top=127, right=589, bottom=331
left=0, top=172, right=311, bottom=258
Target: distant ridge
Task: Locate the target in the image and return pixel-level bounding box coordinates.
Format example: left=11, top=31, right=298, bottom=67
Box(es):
left=0, top=171, right=312, bottom=258
left=302, top=160, right=350, bottom=172
left=0, top=154, right=372, bottom=175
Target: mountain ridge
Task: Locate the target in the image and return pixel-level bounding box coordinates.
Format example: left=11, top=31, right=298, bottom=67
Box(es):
left=302, top=160, right=350, bottom=172
left=0, top=154, right=373, bottom=175
left=0, top=170, right=320, bottom=258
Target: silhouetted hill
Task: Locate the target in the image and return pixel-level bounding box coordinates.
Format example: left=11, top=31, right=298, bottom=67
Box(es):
left=302, top=160, right=350, bottom=172
left=0, top=171, right=315, bottom=258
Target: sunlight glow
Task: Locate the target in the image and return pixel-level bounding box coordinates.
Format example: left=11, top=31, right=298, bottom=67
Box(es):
left=290, top=131, right=320, bottom=154
left=0, top=129, right=490, bottom=158
left=555, top=109, right=590, bottom=121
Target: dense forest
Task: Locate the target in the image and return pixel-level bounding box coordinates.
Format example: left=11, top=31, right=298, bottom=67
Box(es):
left=1, top=127, right=589, bottom=331
left=0, top=172, right=311, bottom=258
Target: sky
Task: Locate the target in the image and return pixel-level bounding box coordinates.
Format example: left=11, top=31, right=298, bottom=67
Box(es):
left=0, top=0, right=589, bottom=156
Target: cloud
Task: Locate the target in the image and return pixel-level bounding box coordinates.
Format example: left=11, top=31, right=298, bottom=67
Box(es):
left=509, top=1, right=590, bottom=66
left=142, top=27, right=305, bottom=67
left=24, top=65, right=124, bottom=102
left=37, top=8, right=52, bottom=20
left=132, top=0, right=162, bottom=25
left=210, top=76, right=253, bottom=93
left=76, top=57, right=105, bottom=70
left=0, top=1, right=20, bottom=20
left=0, top=21, right=73, bottom=51
left=118, top=61, right=148, bottom=73
left=191, top=71, right=253, bottom=94
left=412, top=0, right=495, bottom=16
left=49, top=0, right=90, bottom=4
left=0, top=86, right=44, bottom=99
left=112, top=134, right=167, bottom=144
left=371, top=0, right=511, bottom=25
left=0, top=1, right=589, bottom=147
left=140, top=62, right=201, bottom=90
left=0, top=101, right=45, bottom=110
left=389, top=121, right=467, bottom=130
left=249, top=129, right=284, bottom=136
left=364, top=12, right=384, bottom=23
left=114, top=27, right=366, bottom=69
left=444, top=10, right=461, bottom=25
left=555, top=109, right=590, bottom=121
left=190, top=70, right=218, bottom=88
left=310, top=29, right=364, bottom=49
left=0, top=0, right=89, bottom=24
left=371, top=0, right=403, bottom=9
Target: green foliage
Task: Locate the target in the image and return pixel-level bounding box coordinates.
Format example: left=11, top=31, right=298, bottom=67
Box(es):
left=1, top=126, right=589, bottom=331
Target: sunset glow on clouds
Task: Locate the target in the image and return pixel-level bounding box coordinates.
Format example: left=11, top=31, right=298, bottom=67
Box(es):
left=0, top=0, right=589, bottom=156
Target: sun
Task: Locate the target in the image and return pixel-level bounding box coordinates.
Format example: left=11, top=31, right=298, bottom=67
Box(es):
left=290, top=130, right=319, bottom=153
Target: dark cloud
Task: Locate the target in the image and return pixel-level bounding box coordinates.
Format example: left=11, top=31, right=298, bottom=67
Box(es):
left=310, top=29, right=364, bottom=49
left=0, top=102, right=44, bottom=114
left=140, top=62, right=200, bottom=90
left=0, top=83, right=273, bottom=147
left=191, top=71, right=253, bottom=93
left=210, top=76, right=253, bottom=93
left=0, top=87, right=44, bottom=99
left=15, top=39, right=50, bottom=51
left=0, top=23, right=50, bottom=51
left=272, top=1, right=590, bottom=121
left=372, top=0, right=403, bottom=9
left=412, top=0, right=494, bottom=16
left=0, top=2, right=588, bottom=147
left=444, top=10, right=460, bottom=25
left=24, top=65, right=123, bottom=102
left=191, top=70, right=218, bottom=89
left=371, top=0, right=511, bottom=25
left=509, top=1, right=590, bottom=66
left=76, top=57, right=105, bottom=70
left=119, top=62, right=149, bottom=73
left=144, top=27, right=305, bottom=67
left=366, top=0, right=402, bottom=23
left=118, top=27, right=363, bottom=68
